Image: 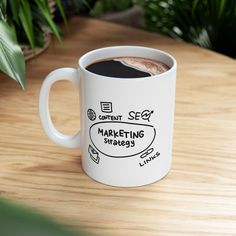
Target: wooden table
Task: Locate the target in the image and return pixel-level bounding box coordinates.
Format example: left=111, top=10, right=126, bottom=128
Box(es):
left=0, top=17, right=236, bottom=236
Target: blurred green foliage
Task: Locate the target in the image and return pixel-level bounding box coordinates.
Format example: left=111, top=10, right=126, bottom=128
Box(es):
left=86, top=0, right=236, bottom=57
left=91, top=0, right=133, bottom=17
left=0, top=198, right=92, bottom=236
left=136, top=0, right=236, bottom=58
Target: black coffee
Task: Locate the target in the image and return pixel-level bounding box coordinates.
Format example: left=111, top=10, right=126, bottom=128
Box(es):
left=86, top=57, right=169, bottom=78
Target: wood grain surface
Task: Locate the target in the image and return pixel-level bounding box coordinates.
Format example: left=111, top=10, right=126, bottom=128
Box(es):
left=0, top=17, right=236, bottom=236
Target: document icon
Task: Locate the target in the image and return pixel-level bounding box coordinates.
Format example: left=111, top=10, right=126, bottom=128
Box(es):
left=100, top=102, right=113, bottom=113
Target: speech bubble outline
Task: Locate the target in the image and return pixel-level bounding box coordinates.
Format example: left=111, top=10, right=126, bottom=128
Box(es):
left=89, top=121, right=156, bottom=158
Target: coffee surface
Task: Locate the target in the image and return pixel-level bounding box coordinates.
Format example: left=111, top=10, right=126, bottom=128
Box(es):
left=86, top=57, right=169, bottom=78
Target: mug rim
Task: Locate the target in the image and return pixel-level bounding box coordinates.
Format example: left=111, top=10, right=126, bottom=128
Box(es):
left=78, top=46, right=177, bottom=80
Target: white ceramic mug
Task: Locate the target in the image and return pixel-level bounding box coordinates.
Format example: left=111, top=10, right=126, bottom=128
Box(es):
left=39, top=46, right=177, bottom=187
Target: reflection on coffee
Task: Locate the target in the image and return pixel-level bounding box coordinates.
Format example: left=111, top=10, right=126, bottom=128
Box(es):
left=86, top=57, right=170, bottom=78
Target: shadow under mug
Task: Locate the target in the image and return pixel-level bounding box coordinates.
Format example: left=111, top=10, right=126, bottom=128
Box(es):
left=39, top=46, right=177, bottom=187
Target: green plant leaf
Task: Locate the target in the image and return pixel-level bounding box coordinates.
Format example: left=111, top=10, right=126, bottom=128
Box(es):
left=55, top=0, right=68, bottom=29
left=34, top=26, right=45, bottom=47
left=0, top=198, right=92, bottom=236
left=35, top=0, right=61, bottom=42
left=19, top=0, right=35, bottom=49
left=9, top=0, right=21, bottom=24
left=0, top=0, right=7, bottom=20
left=218, top=0, right=226, bottom=19
left=91, top=1, right=104, bottom=17
left=81, top=0, right=91, bottom=11
left=0, top=21, right=25, bottom=89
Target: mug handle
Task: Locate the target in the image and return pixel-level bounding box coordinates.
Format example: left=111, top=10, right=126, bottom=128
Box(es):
left=39, top=68, right=80, bottom=148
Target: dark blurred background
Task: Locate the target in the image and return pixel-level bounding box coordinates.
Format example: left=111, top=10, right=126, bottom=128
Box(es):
left=55, top=0, right=236, bottom=58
